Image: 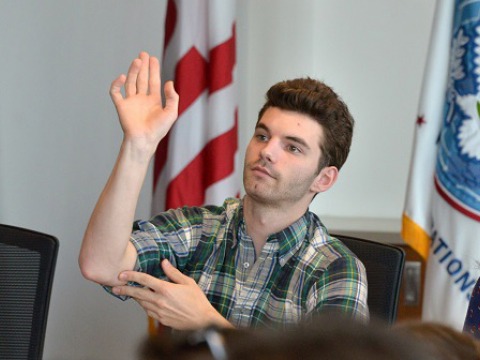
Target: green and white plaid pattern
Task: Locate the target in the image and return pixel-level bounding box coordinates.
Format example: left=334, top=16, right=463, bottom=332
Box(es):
left=129, top=198, right=369, bottom=328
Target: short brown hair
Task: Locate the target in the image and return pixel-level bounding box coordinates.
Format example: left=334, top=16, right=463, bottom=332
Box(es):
left=257, top=78, right=354, bottom=171
left=394, top=321, right=480, bottom=360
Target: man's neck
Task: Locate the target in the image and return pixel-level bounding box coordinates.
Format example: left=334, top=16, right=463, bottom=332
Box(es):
left=242, top=195, right=309, bottom=257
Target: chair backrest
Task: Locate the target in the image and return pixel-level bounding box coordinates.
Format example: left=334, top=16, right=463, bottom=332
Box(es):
left=0, top=224, right=59, bottom=360
left=332, top=233, right=405, bottom=325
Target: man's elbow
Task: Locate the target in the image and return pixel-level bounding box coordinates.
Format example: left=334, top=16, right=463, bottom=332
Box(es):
left=78, top=254, right=116, bottom=286
left=78, top=239, right=137, bottom=285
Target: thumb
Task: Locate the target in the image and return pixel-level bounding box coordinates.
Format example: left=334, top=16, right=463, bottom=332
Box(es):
left=110, top=74, right=126, bottom=106
left=162, top=259, right=190, bottom=285
left=163, top=81, right=179, bottom=118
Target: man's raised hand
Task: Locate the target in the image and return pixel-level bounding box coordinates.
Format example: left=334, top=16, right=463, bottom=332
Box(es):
left=109, top=52, right=179, bottom=155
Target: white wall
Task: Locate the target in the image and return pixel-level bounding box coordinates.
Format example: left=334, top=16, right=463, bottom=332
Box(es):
left=0, top=1, right=435, bottom=359
left=238, top=0, right=436, bottom=231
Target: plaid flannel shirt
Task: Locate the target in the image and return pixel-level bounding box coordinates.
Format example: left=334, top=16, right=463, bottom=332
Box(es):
left=127, top=197, right=369, bottom=328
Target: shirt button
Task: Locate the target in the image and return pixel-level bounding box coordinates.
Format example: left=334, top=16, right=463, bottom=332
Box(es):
left=243, top=262, right=250, bottom=269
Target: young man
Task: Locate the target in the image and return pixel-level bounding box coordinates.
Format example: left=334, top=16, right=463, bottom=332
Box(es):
left=79, top=52, right=369, bottom=331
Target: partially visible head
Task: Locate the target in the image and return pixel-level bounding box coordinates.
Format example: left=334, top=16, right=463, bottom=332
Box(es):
left=394, top=321, right=480, bottom=360
left=139, top=317, right=437, bottom=360
left=257, top=77, right=354, bottom=172
left=224, top=317, right=437, bottom=360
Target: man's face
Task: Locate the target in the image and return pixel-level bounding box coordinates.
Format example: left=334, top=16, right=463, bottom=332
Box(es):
left=243, top=107, right=325, bottom=206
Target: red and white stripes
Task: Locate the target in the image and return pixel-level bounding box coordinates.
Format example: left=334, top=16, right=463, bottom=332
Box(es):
left=152, top=0, right=239, bottom=214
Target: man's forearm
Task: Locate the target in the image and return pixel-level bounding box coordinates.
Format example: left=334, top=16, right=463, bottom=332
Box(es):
left=79, top=52, right=179, bottom=286
left=79, top=140, right=152, bottom=286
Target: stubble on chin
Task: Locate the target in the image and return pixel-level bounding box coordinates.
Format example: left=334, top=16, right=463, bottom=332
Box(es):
left=243, top=174, right=276, bottom=205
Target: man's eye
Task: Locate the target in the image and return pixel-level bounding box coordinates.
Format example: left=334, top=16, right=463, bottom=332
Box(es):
left=256, top=134, right=268, bottom=141
left=287, top=145, right=301, bottom=153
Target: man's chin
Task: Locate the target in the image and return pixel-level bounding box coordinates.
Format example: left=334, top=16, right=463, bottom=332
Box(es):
left=244, top=187, right=276, bottom=203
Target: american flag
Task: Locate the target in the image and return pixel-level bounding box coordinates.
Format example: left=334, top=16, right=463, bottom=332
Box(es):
left=153, top=0, right=239, bottom=214
left=150, top=0, right=239, bottom=333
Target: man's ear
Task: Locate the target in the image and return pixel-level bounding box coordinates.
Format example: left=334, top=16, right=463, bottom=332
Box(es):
left=311, top=166, right=339, bottom=193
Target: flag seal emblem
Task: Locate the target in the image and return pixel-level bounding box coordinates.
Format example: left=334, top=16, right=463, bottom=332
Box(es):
left=436, top=1, right=480, bottom=221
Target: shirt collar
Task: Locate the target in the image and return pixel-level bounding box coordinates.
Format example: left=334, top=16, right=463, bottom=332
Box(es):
left=270, top=211, right=310, bottom=266
left=231, top=200, right=310, bottom=266
left=228, top=198, right=244, bottom=249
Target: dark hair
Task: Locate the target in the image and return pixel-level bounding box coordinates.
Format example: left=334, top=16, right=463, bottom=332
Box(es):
left=395, top=321, right=480, bottom=360
left=225, top=318, right=436, bottom=360
left=139, top=316, right=437, bottom=360
left=257, top=78, right=354, bottom=171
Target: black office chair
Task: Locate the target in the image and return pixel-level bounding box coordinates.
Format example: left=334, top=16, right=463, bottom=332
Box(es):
left=0, top=224, right=59, bottom=360
left=332, top=234, right=405, bottom=325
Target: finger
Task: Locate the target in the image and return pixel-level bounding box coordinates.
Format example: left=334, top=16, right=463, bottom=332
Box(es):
left=136, top=51, right=149, bottom=95
left=132, top=295, right=170, bottom=326
left=136, top=300, right=173, bottom=329
left=110, top=74, right=126, bottom=106
left=112, top=284, right=156, bottom=301
left=161, top=259, right=191, bottom=285
left=134, top=297, right=159, bottom=314
left=163, top=81, right=179, bottom=117
left=125, top=57, right=141, bottom=97
left=148, top=56, right=161, bottom=97
left=118, top=270, right=166, bottom=291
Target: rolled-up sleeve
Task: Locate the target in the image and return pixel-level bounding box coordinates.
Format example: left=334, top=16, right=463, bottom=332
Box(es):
left=308, top=256, right=369, bottom=322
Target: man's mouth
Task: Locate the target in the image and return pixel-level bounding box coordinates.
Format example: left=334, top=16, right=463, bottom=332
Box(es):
left=251, top=164, right=275, bottom=178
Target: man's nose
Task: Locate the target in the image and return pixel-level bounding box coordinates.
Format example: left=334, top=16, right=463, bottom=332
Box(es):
left=260, top=139, right=279, bottom=163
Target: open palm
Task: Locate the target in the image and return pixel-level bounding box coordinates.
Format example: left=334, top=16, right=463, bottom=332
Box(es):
left=110, top=52, right=179, bottom=151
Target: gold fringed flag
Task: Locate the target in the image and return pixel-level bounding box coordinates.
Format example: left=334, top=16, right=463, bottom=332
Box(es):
left=402, top=0, right=480, bottom=329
